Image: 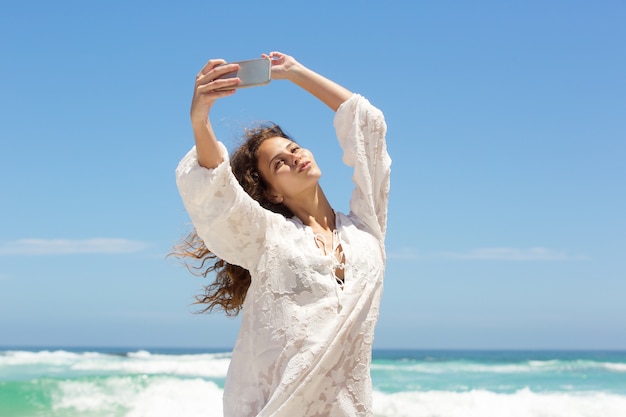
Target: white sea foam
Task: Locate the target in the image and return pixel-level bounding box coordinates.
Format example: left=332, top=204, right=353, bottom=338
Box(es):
left=72, top=352, right=231, bottom=378
left=3, top=349, right=626, bottom=417
left=4, top=351, right=625, bottom=376
left=47, top=378, right=626, bottom=417
left=51, top=376, right=223, bottom=417
left=0, top=349, right=102, bottom=366
left=371, top=358, right=626, bottom=374
left=0, top=350, right=231, bottom=378
left=372, top=362, right=534, bottom=374
left=125, top=378, right=223, bottom=417
left=52, top=376, right=141, bottom=413
left=372, top=388, right=626, bottom=417
left=604, top=362, right=626, bottom=372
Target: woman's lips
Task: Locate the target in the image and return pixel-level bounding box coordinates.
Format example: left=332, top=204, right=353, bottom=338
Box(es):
left=299, top=161, right=311, bottom=172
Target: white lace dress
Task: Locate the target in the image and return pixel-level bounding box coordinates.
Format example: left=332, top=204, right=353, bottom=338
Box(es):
left=176, top=94, right=391, bottom=417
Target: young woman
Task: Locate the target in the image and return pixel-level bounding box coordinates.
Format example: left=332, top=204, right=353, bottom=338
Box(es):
left=175, top=51, right=391, bottom=417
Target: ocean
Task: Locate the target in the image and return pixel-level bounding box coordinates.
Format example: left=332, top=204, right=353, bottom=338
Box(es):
left=1, top=348, right=625, bottom=417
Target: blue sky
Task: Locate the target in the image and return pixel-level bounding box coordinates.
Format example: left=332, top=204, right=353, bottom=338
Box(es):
left=1, top=1, right=624, bottom=350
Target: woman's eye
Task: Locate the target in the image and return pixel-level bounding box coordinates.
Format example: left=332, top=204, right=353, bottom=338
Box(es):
left=291, top=146, right=300, bottom=153
left=275, top=160, right=284, bottom=169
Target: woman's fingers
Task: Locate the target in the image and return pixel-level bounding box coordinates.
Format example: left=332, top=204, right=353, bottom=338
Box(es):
left=197, top=59, right=227, bottom=77
left=194, top=63, right=240, bottom=98
left=266, top=51, right=284, bottom=59
left=189, top=59, right=242, bottom=122
left=197, top=62, right=239, bottom=82
left=195, top=77, right=239, bottom=94
left=196, top=62, right=241, bottom=91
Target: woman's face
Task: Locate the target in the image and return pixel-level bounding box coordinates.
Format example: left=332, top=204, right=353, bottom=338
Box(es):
left=256, top=136, right=321, bottom=203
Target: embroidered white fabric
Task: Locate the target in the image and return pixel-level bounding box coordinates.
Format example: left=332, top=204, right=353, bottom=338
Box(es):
left=176, top=94, right=391, bottom=417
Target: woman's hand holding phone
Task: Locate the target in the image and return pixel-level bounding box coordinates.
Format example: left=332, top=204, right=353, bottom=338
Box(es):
left=263, top=52, right=299, bottom=80
left=191, top=52, right=299, bottom=123
left=190, top=60, right=240, bottom=123
left=214, top=58, right=271, bottom=91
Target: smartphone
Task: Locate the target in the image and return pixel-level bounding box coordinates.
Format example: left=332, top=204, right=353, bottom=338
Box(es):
left=215, top=58, right=271, bottom=90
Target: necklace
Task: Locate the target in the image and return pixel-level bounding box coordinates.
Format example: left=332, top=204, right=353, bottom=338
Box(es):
left=313, top=229, right=345, bottom=289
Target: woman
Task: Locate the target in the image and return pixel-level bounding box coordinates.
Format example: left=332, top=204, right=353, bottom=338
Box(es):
left=175, top=51, right=391, bottom=417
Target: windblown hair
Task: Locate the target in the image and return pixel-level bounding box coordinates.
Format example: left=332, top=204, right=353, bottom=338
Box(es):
left=171, top=123, right=293, bottom=316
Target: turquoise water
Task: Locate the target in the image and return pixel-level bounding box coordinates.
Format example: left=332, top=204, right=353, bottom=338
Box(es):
left=1, top=348, right=625, bottom=417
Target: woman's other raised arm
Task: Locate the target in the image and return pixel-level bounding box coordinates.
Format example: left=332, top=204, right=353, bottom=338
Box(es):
left=263, top=52, right=352, bottom=112
left=189, top=59, right=241, bottom=169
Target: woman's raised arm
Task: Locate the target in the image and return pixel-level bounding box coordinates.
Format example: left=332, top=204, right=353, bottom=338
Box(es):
left=189, top=59, right=241, bottom=168
left=263, top=51, right=352, bottom=112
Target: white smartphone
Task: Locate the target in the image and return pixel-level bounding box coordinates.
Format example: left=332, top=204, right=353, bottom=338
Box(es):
left=215, top=58, right=271, bottom=90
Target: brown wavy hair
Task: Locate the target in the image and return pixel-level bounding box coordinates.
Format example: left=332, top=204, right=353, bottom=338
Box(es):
left=171, top=123, right=294, bottom=316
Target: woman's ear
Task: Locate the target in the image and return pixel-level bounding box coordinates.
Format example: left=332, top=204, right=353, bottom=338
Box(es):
left=264, top=183, right=284, bottom=204
left=268, top=193, right=284, bottom=204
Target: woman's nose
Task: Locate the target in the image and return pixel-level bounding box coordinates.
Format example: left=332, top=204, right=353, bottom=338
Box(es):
left=291, top=153, right=301, bottom=167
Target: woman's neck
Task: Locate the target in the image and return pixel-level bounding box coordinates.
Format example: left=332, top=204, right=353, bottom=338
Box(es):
left=287, top=186, right=335, bottom=231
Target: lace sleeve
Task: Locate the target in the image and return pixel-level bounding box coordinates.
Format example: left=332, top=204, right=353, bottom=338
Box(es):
left=334, top=94, right=391, bottom=242
left=175, top=142, right=271, bottom=271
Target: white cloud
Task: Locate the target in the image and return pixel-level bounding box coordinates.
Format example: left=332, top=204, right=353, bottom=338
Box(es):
left=389, top=247, right=588, bottom=261
left=0, top=238, right=151, bottom=255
